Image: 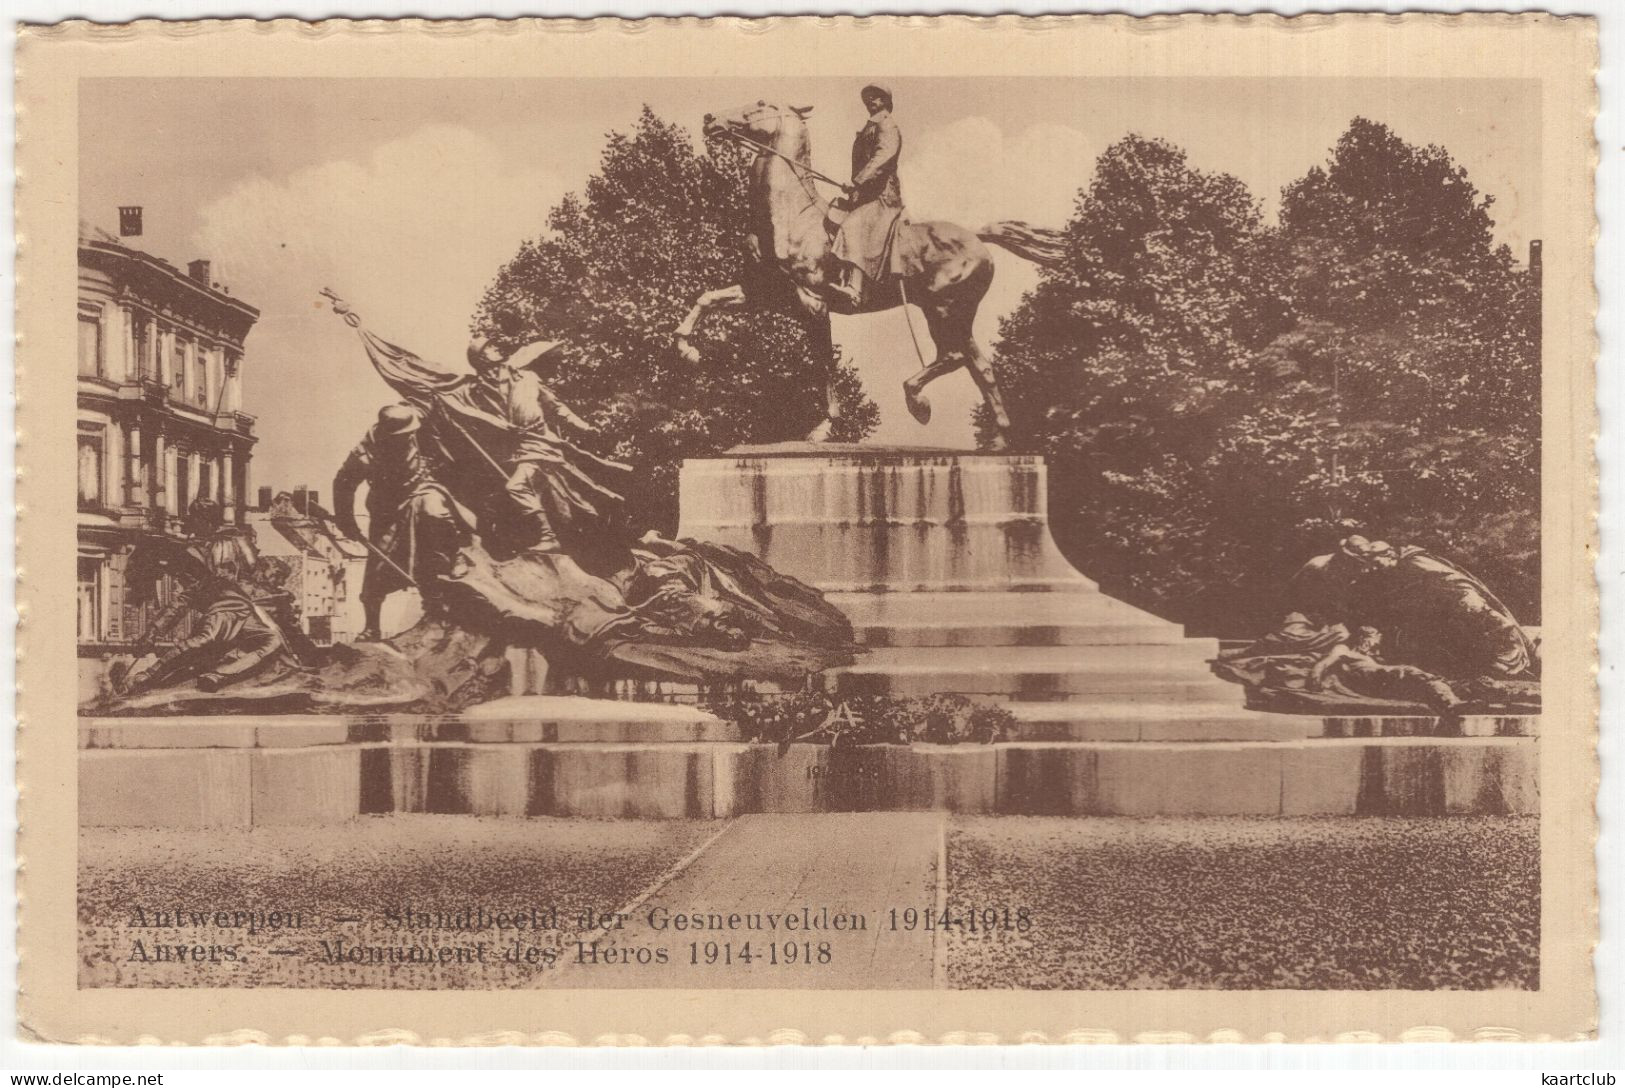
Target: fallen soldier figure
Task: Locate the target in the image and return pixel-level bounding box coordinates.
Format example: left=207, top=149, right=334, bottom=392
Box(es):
left=1306, top=627, right=1464, bottom=712
left=119, top=573, right=298, bottom=695
left=1211, top=537, right=1541, bottom=716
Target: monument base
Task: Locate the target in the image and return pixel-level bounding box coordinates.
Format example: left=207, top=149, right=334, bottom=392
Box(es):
left=77, top=448, right=1540, bottom=826
left=79, top=706, right=1537, bottom=826
left=678, top=445, right=1245, bottom=710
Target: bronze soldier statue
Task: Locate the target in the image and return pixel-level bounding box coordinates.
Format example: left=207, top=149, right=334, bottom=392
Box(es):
left=828, top=83, right=903, bottom=307
left=159, top=496, right=320, bottom=663
left=124, top=569, right=294, bottom=694
left=332, top=403, right=471, bottom=641
left=465, top=336, right=630, bottom=557
left=143, top=497, right=260, bottom=647
left=1307, top=626, right=1465, bottom=711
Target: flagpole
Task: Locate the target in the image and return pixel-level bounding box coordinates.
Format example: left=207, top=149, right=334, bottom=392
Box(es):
left=320, top=287, right=513, bottom=483
left=430, top=397, right=513, bottom=482
left=347, top=531, right=419, bottom=589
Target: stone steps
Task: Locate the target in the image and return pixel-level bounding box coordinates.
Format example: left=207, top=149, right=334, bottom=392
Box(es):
left=854, top=644, right=1221, bottom=668
left=855, top=622, right=1188, bottom=648
left=824, top=643, right=1238, bottom=700
left=838, top=679, right=1248, bottom=705
left=828, top=590, right=1180, bottom=629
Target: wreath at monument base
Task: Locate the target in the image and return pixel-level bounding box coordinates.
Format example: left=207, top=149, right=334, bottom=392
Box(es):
left=702, top=691, right=1015, bottom=748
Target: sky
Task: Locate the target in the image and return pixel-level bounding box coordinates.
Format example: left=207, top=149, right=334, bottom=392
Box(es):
left=80, top=76, right=1541, bottom=494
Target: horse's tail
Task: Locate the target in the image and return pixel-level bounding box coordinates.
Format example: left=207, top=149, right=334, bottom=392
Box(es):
left=976, top=220, right=1068, bottom=268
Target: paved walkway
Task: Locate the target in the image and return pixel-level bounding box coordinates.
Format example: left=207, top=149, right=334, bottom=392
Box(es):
left=533, top=812, right=944, bottom=989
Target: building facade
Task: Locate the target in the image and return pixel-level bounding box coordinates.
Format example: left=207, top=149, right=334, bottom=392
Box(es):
left=77, top=220, right=259, bottom=685
left=246, top=490, right=371, bottom=647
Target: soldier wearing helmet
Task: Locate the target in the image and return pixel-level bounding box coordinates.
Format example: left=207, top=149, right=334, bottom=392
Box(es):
left=828, top=83, right=904, bottom=307
left=332, top=403, right=472, bottom=641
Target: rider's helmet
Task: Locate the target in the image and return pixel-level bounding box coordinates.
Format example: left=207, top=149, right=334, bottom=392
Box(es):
left=860, top=84, right=893, bottom=112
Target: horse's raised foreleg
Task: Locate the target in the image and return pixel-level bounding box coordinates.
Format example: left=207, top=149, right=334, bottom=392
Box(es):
left=675, top=284, right=747, bottom=364
left=901, top=352, right=961, bottom=426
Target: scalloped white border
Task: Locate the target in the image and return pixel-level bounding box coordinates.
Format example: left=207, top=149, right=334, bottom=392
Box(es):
left=5, top=0, right=1611, bottom=1065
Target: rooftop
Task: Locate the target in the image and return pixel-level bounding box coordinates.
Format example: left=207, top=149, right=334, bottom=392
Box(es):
left=78, top=219, right=258, bottom=325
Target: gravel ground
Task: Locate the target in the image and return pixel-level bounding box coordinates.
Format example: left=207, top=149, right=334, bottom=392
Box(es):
left=945, top=816, right=1539, bottom=990
left=82, top=814, right=1539, bottom=991
left=80, top=816, right=722, bottom=989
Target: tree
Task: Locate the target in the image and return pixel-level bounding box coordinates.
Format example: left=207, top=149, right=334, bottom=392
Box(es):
left=1271, top=118, right=1540, bottom=621
left=988, top=120, right=1540, bottom=632
left=980, top=134, right=1292, bottom=619
left=474, top=107, right=877, bottom=532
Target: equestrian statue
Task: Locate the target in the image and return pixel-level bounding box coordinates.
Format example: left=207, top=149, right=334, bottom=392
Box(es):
left=675, top=84, right=1069, bottom=448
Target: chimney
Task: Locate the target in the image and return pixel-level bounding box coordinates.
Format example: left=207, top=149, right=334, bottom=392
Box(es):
left=118, top=206, right=143, bottom=237
left=292, top=486, right=309, bottom=514
left=1529, top=239, right=1543, bottom=287
left=257, top=486, right=273, bottom=511
left=307, top=490, right=321, bottom=512
left=187, top=259, right=212, bottom=284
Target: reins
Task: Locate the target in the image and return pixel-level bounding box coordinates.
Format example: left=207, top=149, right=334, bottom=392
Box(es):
left=890, top=220, right=931, bottom=375
left=713, top=114, right=846, bottom=192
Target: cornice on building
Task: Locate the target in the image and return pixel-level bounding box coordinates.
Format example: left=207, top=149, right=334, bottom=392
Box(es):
left=78, top=234, right=259, bottom=344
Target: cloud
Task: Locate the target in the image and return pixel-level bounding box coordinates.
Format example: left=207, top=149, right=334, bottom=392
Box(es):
left=196, top=123, right=562, bottom=362
left=192, top=125, right=564, bottom=490
left=902, top=116, right=1097, bottom=231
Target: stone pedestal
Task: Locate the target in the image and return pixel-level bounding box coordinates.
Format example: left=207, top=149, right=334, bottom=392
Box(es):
left=677, top=442, right=1095, bottom=594
left=678, top=444, right=1239, bottom=705
left=78, top=712, right=1538, bottom=825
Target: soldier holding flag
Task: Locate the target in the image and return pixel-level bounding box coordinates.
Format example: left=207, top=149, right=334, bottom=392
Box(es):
left=463, top=335, right=631, bottom=556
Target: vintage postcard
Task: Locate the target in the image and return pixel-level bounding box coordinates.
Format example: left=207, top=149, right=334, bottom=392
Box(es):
left=14, top=14, right=1597, bottom=1044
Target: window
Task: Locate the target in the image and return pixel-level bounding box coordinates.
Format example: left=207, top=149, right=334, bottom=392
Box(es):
left=77, top=424, right=105, bottom=511
left=140, top=318, right=156, bottom=380
left=77, top=313, right=103, bottom=377
left=194, top=352, right=209, bottom=408
left=175, top=453, right=191, bottom=514
left=77, top=556, right=103, bottom=641
left=171, top=336, right=187, bottom=393
left=143, top=435, right=158, bottom=509
left=198, top=461, right=213, bottom=505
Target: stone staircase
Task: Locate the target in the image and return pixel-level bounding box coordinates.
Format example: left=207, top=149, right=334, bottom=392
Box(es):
left=683, top=444, right=1301, bottom=721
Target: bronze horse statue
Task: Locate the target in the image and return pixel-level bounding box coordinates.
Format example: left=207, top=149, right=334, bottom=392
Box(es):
left=675, top=99, right=1068, bottom=448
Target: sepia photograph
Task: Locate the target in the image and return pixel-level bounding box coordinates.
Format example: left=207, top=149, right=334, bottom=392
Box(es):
left=12, top=12, right=1598, bottom=1045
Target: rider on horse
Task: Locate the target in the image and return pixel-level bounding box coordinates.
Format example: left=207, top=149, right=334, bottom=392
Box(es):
left=682, top=90, right=1067, bottom=446
left=828, top=83, right=903, bottom=308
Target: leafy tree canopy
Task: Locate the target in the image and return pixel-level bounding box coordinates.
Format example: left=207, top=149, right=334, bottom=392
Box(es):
left=987, top=119, right=1539, bottom=632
